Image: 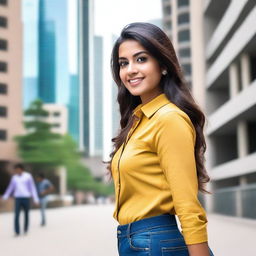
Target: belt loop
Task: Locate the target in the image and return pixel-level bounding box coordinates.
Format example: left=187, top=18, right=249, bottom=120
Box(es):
left=127, top=223, right=131, bottom=237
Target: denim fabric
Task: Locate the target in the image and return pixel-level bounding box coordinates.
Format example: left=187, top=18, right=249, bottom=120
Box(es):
left=117, top=214, right=214, bottom=256
left=40, top=196, right=48, bottom=226
left=14, top=198, right=30, bottom=235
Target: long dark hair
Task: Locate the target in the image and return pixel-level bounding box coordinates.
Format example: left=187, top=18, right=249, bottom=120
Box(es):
left=105, top=22, right=210, bottom=193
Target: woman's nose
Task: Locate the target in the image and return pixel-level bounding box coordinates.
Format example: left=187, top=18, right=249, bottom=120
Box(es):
left=127, top=63, right=138, bottom=75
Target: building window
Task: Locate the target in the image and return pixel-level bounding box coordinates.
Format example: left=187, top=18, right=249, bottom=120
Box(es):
left=0, top=61, right=7, bottom=72
left=250, top=56, right=256, bottom=82
left=52, top=123, right=60, bottom=128
left=182, top=64, right=191, bottom=75
left=0, top=16, right=7, bottom=28
left=164, top=5, right=171, bottom=16
left=164, top=20, right=172, bottom=30
left=179, top=48, right=191, bottom=58
left=0, top=83, right=7, bottom=94
left=178, top=30, right=190, bottom=42
left=178, top=13, right=190, bottom=25
left=0, top=39, right=7, bottom=50
left=0, top=106, right=7, bottom=117
left=53, top=111, right=60, bottom=117
left=178, top=0, right=189, bottom=7
left=0, top=129, right=7, bottom=141
left=0, top=0, right=8, bottom=6
left=248, top=121, right=256, bottom=154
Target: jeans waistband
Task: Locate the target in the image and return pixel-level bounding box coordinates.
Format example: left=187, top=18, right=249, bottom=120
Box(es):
left=117, top=214, right=177, bottom=237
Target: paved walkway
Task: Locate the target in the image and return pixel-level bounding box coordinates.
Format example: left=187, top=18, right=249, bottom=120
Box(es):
left=1, top=205, right=256, bottom=256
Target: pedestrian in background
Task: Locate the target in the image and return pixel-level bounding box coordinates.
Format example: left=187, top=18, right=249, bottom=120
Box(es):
left=1, top=163, right=39, bottom=236
left=35, top=173, right=54, bottom=227
left=107, top=22, right=215, bottom=256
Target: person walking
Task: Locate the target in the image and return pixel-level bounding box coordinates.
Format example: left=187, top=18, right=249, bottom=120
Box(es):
left=1, top=164, right=39, bottom=236
left=106, top=22, right=215, bottom=255
left=35, top=173, right=54, bottom=226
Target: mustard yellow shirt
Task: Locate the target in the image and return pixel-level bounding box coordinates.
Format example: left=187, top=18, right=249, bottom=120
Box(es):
left=111, top=93, right=208, bottom=245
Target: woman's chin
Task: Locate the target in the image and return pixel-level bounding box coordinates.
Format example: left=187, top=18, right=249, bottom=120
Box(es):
left=128, top=89, right=143, bottom=97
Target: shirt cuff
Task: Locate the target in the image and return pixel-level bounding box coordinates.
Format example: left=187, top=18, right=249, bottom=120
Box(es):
left=182, top=229, right=208, bottom=245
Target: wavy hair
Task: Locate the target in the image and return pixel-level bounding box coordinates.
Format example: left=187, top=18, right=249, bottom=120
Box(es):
left=104, top=22, right=210, bottom=193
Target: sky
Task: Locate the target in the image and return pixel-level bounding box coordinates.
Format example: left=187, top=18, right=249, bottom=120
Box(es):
left=94, top=0, right=162, bottom=36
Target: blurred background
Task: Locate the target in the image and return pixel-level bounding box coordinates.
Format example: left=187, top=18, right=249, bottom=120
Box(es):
left=0, top=0, right=256, bottom=255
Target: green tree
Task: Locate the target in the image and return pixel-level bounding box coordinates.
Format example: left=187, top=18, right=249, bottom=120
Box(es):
left=15, top=99, right=113, bottom=197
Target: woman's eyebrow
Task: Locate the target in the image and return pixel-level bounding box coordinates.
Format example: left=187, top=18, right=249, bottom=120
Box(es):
left=118, top=51, right=149, bottom=60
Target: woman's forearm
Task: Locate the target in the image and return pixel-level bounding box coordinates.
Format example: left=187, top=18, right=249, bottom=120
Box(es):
left=187, top=242, right=210, bottom=256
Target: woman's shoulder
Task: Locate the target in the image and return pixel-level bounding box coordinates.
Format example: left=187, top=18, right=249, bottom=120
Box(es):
left=154, top=102, right=195, bottom=135
left=156, top=102, right=190, bottom=122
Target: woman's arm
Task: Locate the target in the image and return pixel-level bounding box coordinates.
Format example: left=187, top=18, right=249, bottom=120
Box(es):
left=187, top=242, right=210, bottom=256
left=154, top=111, right=209, bottom=244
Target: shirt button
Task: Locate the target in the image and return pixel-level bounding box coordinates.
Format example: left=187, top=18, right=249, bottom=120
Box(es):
left=117, top=230, right=121, bottom=234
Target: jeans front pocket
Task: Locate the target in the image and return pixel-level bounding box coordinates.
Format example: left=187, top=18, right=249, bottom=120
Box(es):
left=129, top=231, right=150, bottom=251
left=160, top=236, right=189, bottom=256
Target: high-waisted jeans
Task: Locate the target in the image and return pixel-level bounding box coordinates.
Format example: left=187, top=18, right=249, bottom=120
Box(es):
left=117, top=214, right=214, bottom=256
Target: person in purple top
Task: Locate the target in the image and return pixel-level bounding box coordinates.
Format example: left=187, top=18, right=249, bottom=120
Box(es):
left=1, top=163, right=39, bottom=236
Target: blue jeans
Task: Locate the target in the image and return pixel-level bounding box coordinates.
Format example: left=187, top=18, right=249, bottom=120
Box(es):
left=40, top=197, right=48, bottom=226
left=117, top=214, right=214, bottom=256
left=14, top=198, right=30, bottom=235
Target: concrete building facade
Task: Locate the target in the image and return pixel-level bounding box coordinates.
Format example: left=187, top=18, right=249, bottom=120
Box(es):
left=162, top=0, right=256, bottom=219
left=43, top=104, right=68, bottom=135
left=204, top=0, right=256, bottom=219
left=162, top=0, right=206, bottom=108
left=0, top=0, right=23, bottom=192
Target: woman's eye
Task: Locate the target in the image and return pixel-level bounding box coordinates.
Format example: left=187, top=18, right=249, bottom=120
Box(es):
left=137, top=56, right=147, bottom=63
left=119, top=61, right=128, bottom=67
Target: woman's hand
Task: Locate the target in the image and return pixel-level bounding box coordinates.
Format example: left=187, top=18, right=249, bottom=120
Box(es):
left=187, top=242, right=211, bottom=256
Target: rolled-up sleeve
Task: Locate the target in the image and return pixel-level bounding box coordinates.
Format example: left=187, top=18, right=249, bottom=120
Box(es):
left=153, top=111, right=208, bottom=245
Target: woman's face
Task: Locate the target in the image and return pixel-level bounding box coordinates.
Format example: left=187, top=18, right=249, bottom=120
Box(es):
left=118, top=40, right=163, bottom=104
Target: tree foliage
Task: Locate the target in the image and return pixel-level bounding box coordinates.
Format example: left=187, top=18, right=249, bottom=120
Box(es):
left=15, top=99, right=113, bottom=196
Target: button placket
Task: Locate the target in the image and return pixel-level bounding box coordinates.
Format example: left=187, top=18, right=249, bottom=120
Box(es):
left=116, top=112, right=142, bottom=221
left=125, top=113, right=142, bottom=144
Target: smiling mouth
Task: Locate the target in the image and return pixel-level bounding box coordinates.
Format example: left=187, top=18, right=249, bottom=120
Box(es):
left=128, top=78, right=144, bottom=86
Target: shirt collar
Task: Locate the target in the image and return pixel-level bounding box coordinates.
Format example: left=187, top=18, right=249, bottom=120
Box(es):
left=133, top=93, right=171, bottom=119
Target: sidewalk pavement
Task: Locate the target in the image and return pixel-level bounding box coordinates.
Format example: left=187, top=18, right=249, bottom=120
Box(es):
left=0, top=205, right=256, bottom=256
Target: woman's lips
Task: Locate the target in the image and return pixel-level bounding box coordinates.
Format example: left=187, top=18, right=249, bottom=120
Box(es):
left=128, top=77, right=144, bottom=86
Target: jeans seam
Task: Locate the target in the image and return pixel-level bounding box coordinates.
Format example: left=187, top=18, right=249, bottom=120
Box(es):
left=162, top=245, right=188, bottom=251
left=129, top=224, right=176, bottom=236
left=149, top=229, right=179, bottom=235
left=160, top=238, right=184, bottom=242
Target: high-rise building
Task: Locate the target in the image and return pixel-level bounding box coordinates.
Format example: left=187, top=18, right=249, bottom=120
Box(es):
left=38, top=0, right=56, bottom=103
left=38, top=0, right=69, bottom=104
left=162, top=0, right=192, bottom=86
left=22, top=0, right=39, bottom=109
left=78, top=0, right=94, bottom=155
left=93, top=35, right=103, bottom=155
left=22, top=0, right=82, bottom=146
left=204, top=0, right=256, bottom=219
left=161, top=0, right=206, bottom=106
left=68, top=74, right=79, bottom=143
left=0, top=0, right=23, bottom=191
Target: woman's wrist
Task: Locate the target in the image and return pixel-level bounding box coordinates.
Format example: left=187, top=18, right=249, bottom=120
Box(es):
left=187, top=242, right=211, bottom=256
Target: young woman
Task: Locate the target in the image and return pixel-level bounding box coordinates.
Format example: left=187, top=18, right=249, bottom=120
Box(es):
left=107, top=22, right=214, bottom=256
